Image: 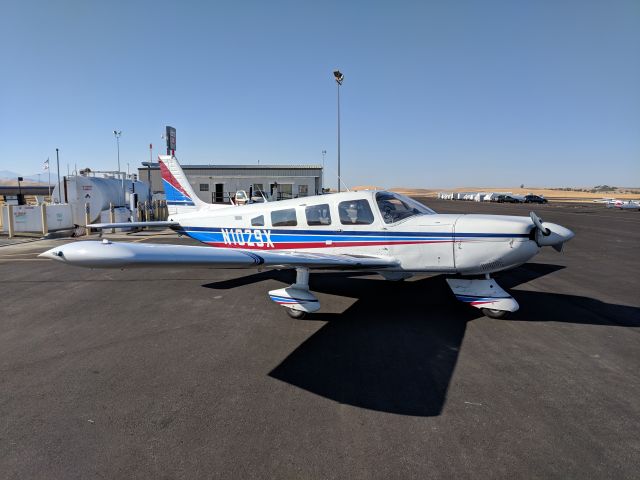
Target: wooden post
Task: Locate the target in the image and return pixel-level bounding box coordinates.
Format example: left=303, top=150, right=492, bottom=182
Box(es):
left=40, top=204, right=48, bottom=236
left=85, top=202, right=91, bottom=236
left=7, top=205, right=15, bottom=238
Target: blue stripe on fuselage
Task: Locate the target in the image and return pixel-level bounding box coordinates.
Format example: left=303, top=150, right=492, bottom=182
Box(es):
left=174, top=226, right=529, bottom=246
left=180, top=226, right=529, bottom=238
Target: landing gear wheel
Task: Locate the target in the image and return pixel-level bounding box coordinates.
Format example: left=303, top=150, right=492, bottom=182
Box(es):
left=482, top=308, right=509, bottom=319
left=286, top=309, right=307, bottom=319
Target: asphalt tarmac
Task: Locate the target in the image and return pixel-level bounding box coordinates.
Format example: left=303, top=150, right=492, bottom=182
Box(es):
left=0, top=200, right=638, bottom=479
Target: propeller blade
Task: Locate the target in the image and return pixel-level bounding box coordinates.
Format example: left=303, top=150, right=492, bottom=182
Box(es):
left=529, top=211, right=550, bottom=236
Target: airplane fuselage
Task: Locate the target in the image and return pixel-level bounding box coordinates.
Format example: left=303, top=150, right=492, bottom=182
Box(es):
left=170, top=190, right=552, bottom=275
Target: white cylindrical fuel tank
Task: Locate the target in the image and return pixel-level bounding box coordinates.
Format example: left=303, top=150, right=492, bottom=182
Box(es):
left=52, top=176, right=151, bottom=225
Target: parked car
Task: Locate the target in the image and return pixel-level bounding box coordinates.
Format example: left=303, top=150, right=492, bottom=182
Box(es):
left=502, top=195, right=523, bottom=203
left=524, top=194, right=548, bottom=204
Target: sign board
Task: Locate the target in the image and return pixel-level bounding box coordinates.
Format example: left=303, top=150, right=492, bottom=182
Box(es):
left=166, top=126, right=176, bottom=152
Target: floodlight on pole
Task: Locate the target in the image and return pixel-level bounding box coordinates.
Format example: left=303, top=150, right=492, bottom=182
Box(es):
left=333, top=70, right=344, bottom=192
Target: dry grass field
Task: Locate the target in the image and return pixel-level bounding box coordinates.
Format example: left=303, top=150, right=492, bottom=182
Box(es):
left=353, top=186, right=640, bottom=202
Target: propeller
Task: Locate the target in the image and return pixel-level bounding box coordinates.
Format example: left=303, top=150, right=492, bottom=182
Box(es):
left=529, top=211, right=574, bottom=252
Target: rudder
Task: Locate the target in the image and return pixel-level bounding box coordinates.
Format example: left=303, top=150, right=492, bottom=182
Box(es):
left=158, top=155, right=205, bottom=214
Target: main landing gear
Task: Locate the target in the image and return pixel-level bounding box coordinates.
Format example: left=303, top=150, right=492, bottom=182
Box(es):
left=446, top=274, right=519, bottom=319
left=268, top=267, right=320, bottom=319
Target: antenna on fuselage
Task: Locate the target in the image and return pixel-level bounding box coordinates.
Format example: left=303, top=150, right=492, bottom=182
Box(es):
left=325, top=164, right=351, bottom=192
left=338, top=175, right=351, bottom=192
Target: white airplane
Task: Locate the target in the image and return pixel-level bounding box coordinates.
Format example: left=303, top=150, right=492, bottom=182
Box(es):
left=39, top=156, right=575, bottom=319
left=607, top=199, right=640, bottom=210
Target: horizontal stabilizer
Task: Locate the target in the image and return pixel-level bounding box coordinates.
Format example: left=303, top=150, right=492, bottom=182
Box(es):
left=88, top=221, right=179, bottom=229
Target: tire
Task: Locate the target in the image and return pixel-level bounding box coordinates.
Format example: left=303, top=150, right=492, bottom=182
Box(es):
left=286, top=309, right=307, bottom=319
left=481, top=308, right=509, bottom=319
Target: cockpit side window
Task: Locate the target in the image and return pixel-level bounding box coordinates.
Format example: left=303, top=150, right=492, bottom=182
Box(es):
left=251, top=215, right=264, bottom=226
left=338, top=199, right=375, bottom=225
left=376, top=192, right=434, bottom=224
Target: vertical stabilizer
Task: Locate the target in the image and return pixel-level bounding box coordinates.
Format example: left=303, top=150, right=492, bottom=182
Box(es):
left=159, top=155, right=205, bottom=214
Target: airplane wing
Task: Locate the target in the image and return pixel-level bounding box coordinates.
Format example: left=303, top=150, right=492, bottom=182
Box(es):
left=39, top=240, right=399, bottom=270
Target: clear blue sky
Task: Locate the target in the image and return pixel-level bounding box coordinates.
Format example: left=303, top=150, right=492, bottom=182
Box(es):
left=2, top=0, right=639, bottom=188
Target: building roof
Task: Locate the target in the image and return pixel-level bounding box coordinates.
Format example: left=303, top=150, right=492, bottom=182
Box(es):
left=140, top=162, right=322, bottom=170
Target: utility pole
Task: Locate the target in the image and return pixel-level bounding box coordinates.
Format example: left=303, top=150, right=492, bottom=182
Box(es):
left=321, top=150, right=326, bottom=193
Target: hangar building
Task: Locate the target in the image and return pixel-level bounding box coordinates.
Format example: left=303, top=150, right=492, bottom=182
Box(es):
left=139, top=162, right=323, bottom=203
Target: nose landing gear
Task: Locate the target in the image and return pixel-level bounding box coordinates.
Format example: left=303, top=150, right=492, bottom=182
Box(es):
left=446, top=275, right=518, bottom=319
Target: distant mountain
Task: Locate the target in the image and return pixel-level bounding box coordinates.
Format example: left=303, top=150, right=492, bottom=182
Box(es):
left=0, top=170, right=21, bottom=179
left=0, top=170, right=58, bottom=183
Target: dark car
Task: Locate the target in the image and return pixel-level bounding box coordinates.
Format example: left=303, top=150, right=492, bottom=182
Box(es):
left=524, top=194, right=548, bottom=204
left=502, top=195, right=523, bottom=203
left=492, top=194, right=506, bottom=203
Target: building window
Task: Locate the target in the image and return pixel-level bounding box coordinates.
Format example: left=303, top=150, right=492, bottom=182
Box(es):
left=278, top=184, right=293, bottom=200
left=338, top=199, right=375, bottom=225
left=305, top=204, right=331, bottom=226
left=271, top=208, right=297, bottom=227
left=298, top=185, right=308, bottom=197
left=251, top=215, right=264, bottom=226
left=199, top=184, right=209, bottom=192
left=253, top=183, right=264, bottom=194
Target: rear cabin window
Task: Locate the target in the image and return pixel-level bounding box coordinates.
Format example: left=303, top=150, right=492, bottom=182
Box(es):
left=251, top=215, right=264, bottom=226
left=271, top=209, right=297, bottom=227
left=305, top=204, right=331, bottom=226
left=338, top=199, right=375, bottom=225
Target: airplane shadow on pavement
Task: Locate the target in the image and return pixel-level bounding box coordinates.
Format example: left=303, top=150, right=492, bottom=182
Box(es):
left=204, top=263, right=639, bottom=417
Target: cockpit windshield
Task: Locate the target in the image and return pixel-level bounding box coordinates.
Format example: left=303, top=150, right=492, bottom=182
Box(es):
left=376, top=192, right=435, bottom=224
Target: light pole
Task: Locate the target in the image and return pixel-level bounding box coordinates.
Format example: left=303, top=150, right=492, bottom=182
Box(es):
left=321, top=149, right=326, bottom=193
left=333, top=70, right=344, bottom=192
left=113, top=130, right=123, bottom=204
